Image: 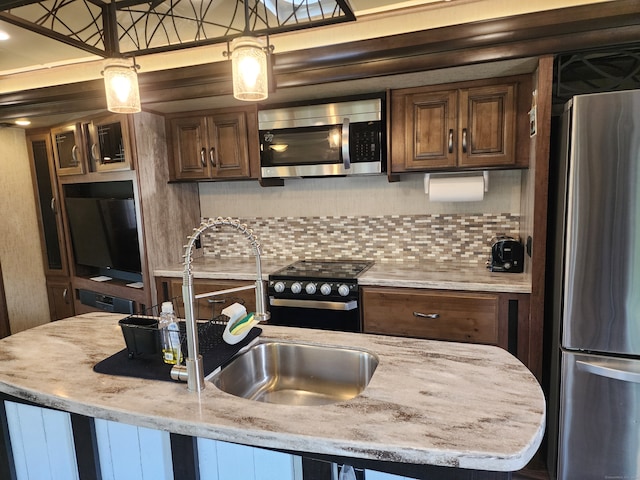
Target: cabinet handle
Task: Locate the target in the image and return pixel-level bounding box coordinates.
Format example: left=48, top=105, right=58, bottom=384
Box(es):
left=448, top=129, right=454, bottom=153
left=209, top=147, right=216, bottom=167
left=207, top=298, right=225, bottom=304
left=91, top=143, right=99, bottom=163
left=413, top=312, right=440, bottom=319
left=200, top=148, right=206, bottom=167
left=62, top=288, right=69, bottom=304
left=462, top=128, right=468, bottom=153
left=71, top=145, right=79, bottom=166
left=50, top=197, right=57, bottom=214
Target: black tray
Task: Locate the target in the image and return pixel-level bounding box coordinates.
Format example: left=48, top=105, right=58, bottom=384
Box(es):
left=94, top=327, right=261, bottom=382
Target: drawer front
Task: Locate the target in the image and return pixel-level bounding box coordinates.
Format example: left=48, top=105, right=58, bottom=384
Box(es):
left=362, top=287, right=499, bottom=344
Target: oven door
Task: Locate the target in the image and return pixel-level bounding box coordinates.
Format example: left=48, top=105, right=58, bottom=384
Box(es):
left=268, top=297, right=361, bottom=332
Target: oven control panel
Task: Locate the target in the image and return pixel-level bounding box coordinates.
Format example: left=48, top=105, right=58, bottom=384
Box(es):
left=268, top=280, right=358, bottom=300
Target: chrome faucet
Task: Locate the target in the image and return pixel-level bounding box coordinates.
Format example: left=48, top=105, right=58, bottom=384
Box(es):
left=171, top=217, right=270, bottom=392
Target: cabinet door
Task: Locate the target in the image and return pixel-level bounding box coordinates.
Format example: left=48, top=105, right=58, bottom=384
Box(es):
left=362, top=287, right=499, bottom=344
left=169, top=116, right=210, bottom=180
left=88, top=114, right=133, bottom=172
left=207, top=112, right=251, bottom=179
left=168, top=279, right=258, bottom=321
left=46, top=279, right=74, bottom=321
left=402, top=90, right=457, bottom=170
left=27, top=134, right=69, bottom=277
left=51, top=123, right=84, bottom=175
left=458, top=83, right=516, bottom=167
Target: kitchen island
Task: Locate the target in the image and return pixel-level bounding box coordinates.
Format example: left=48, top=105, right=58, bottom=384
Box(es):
left=0, top=312, right=544, bottom=480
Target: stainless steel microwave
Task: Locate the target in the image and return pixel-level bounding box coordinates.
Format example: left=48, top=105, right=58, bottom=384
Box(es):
left=259, top=97, right=384, bottom=178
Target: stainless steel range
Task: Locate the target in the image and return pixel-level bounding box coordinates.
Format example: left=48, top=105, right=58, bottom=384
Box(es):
left=267, top=259, right=373, bottom=332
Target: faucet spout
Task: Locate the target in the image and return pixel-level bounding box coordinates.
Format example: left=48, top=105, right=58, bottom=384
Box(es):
left=171, top=217, right=270, bottom=392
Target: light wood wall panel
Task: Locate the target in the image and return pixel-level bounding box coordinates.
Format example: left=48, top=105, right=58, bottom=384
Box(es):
left=132, top=111, right=200, bottom=305
left=0, top=128, right=49, bottom=333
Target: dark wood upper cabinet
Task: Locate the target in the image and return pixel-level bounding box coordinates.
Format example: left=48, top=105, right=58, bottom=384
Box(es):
left=391, top=80, right=518, bottom=173
left=50, top=114, right=133, bottom=176
left=27, top=131, right=76, bottom=322
left=51, top=123, right=85, bottom=176
left=27, top=132, right=69, bottom=277
left=458, top=84, right=515, bottom=168
left=402, top=89, right=458, bottom=169
left=167, top=106, right=258, bottom=181
left=168, top=116, right=209, bottom=180
left=86, top=114, right=133, bottom=172
left=207, top=111, right=250, bottom=179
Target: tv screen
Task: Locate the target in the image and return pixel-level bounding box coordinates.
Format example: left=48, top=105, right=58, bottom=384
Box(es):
left=65, top=197, right=142, bottom=276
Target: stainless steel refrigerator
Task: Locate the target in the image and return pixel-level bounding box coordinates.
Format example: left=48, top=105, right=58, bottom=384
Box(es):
left=548, top=89, right=640, bottom=479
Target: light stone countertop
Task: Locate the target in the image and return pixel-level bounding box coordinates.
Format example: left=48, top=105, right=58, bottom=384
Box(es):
left=155, top=257, right=531, bottom=293
left=0, top=313, right=544, bottom=472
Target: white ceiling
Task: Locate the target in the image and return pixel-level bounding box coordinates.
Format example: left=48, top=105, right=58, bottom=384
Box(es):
left=0, top=0, right=452, bottom=76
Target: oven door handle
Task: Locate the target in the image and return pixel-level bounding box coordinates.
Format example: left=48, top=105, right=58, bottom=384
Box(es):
left=270, top=297, right=357, bottom=311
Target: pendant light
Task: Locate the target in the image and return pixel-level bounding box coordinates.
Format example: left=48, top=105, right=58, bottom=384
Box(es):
left=229, top=36, right=268, bottom=101
left=102, top=57, right=141, bottom=114
left=227, top=36, right=272, bottom=101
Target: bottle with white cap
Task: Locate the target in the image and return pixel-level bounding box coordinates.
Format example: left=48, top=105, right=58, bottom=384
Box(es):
left=159, top=301, right=182, bottom=365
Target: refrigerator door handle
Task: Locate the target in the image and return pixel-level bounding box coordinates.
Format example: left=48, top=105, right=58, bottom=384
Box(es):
left=576, top=359, right=640, bottom=384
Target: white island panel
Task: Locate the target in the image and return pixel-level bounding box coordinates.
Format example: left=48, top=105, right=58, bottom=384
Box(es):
left=5, top=401, right=78, bottom=480
left=95, top=418, right=173, bottom=480
left=198, top=437, right=301, bottom=480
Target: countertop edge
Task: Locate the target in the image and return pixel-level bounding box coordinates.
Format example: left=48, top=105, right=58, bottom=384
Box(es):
left=0, top=377, right=545, bottom=473
left=154, top=259, right=532, bottom=294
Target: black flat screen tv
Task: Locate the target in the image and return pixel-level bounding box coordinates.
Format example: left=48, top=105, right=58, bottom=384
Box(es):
left=65, top=196, right=142, bottom=280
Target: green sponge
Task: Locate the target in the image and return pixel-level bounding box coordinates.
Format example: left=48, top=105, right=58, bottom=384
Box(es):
left=229, top=312, right=256, bottom=335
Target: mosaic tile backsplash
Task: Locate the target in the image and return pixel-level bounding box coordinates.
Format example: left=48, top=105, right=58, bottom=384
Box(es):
left=199, top=214, right=520, bottom=266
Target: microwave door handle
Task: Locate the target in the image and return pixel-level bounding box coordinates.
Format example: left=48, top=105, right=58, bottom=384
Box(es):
left=342, top=117, right=351, bottom=169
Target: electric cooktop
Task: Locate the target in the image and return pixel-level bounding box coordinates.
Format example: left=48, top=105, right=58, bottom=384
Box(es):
left=270, top=259, right=374, bottom=281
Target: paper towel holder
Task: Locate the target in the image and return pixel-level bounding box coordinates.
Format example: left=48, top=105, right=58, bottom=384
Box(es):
left=423, top=170, right=489, bottom=195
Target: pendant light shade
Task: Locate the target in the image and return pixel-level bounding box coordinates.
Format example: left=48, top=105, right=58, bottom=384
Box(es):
left=103, top=57, right=141, bottom=114
left=230, top=36, right=269, bottom=101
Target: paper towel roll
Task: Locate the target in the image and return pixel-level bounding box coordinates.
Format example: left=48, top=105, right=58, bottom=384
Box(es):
left=427, top=174, right=485, bottom=202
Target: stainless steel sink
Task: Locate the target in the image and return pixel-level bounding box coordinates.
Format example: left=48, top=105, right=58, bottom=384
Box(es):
left=209, top=341, right=378, bottom=406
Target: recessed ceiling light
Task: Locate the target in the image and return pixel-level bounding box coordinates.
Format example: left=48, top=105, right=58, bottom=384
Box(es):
left=15, top=120, right=31, bottom=126
left=0, top=31, right=9, bottom=41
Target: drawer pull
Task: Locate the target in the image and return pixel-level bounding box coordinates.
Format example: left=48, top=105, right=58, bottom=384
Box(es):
left=207, top=298, right=225, bottom=304
left=414, top=312, right=440, bottom=319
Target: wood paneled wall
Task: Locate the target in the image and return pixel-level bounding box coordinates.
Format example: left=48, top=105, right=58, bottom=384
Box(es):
left=0, top=128, right=50, bottom=333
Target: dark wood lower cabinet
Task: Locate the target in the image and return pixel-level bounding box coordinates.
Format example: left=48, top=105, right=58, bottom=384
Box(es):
left=46, top=278, right=74, bottom=321
left=362, top=286, right=535, bottom=378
